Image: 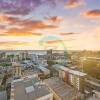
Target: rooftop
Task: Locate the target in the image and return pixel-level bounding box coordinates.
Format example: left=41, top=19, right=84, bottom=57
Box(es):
left=53, top=64, right=87, bottom=76
left=22, top=70, right=38, bottom=78
left=11, top=76, right=51, bottom=100
left=38, top=66, right=50, bottom=75
left=44, top=77, right=78, bottom=100
left=0, top=91, right=7, bottom=100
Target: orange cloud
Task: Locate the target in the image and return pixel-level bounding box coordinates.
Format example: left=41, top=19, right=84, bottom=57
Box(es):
left=45, top=40, right=62, bottom=44
left=82, top=9, right=100, bottom=18
left=0, top=14, right=8, bottom=22
left=3, top=16, right=58, bottom=30
left=39, top=39, right=63, bottom=47
left=4, top=28, right=43, bottom=36
left=5, top=28, right=33, bottom=36
left=65, top=0, right=84, bottom=8
left=32, top=33, right=43, bottom=36
left=0, top=41, right=32, bottom=46
left=18, top=20, right=58, bottom=30
left=0, top=14, right=20, bottom=24
left=0, top=33, right=7, bottom=36
left=0, top=41, right=35, bottom=50
left=0, top=14, right=59, bottom=37
left=60, top=32, right=78, bottom=36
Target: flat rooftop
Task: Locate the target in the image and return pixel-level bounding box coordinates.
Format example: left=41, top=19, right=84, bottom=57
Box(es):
left=22, top=70, right=38, bottom=77
left=0, top=91, right=7, bottom=100
left=53, top=64, right=87, bottom=76
left=11, top=77, right=50, bottom=100
left=44, top=77, right=78, bottom=100
left=38, top=66, right=50, bottom=73
left=86, top=97, right=100, bottom=100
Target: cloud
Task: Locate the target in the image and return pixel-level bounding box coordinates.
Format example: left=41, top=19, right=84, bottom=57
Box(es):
left=65, top=0, right=85, bottom=8
left=3, top=15, right=59, bottom=30
left=0, top=41, right=36, bottom=50
left=39, top=40, right=63, bottom=50
left=45, top=40, right=62, bottom=44
left=0, top=14, right=22, bottom=25
left=4, top=28, right=44, bottom=36
left=45, top=16, right=63, bottom=23
left=5, top=28, right=32, bottom=36
left=0, top=24, right=7, bottom=36
left=0, top=0, right=41, bottom=16
left=0, top=0, right=59, bottom=37
left=0, top=41, right=32, bottom=46
left=60, top=32, right=78, bottom=36
left=7, top=16, right=22, bottom=24
left=0, top=25, right=5, bottom=29
left=0, top=14, right=59, bottom=36
left=0, top=34, right=7, bottom=36
left=32, top=33, right=43, bottom=36
left=0, top=0, right=58, bottom=16
left=82, top=9, right=100, bottom=18
left=18, top=20, right=58, bottom=29
left=0, top=14, right=9, bottom=23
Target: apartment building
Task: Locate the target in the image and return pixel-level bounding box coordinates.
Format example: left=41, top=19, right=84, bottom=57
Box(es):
left=53, top=64, right=87, bottom=92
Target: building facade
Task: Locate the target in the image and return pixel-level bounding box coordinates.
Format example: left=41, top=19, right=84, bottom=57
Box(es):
left=53, top=64, right=87, bottom=92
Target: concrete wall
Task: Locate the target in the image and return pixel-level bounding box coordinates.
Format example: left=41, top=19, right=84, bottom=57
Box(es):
left=36, top=93, right=53, bottom=100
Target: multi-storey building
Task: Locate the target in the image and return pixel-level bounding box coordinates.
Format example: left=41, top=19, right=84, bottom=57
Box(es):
left=69, top=70, right=86, bottom=92
left=53, top=64, right=87, bottom=92
left=12, top=63, right=22, bottom=77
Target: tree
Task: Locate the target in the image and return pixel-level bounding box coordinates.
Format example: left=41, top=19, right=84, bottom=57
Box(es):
left=47, top=60, right=55, bottom=67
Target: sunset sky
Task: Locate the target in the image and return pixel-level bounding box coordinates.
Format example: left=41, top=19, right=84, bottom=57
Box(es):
left=0, top=0, right=100, bottom=50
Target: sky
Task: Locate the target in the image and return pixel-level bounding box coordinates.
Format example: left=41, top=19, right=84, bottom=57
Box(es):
left=0, top=0, right=100, bottom=50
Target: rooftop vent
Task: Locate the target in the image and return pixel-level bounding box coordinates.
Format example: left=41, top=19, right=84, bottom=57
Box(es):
left=25, top=86, right=34, bottom=94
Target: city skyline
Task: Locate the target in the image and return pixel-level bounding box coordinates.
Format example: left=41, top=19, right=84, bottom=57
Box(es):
left=0, top=0, right=100, bottom=50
